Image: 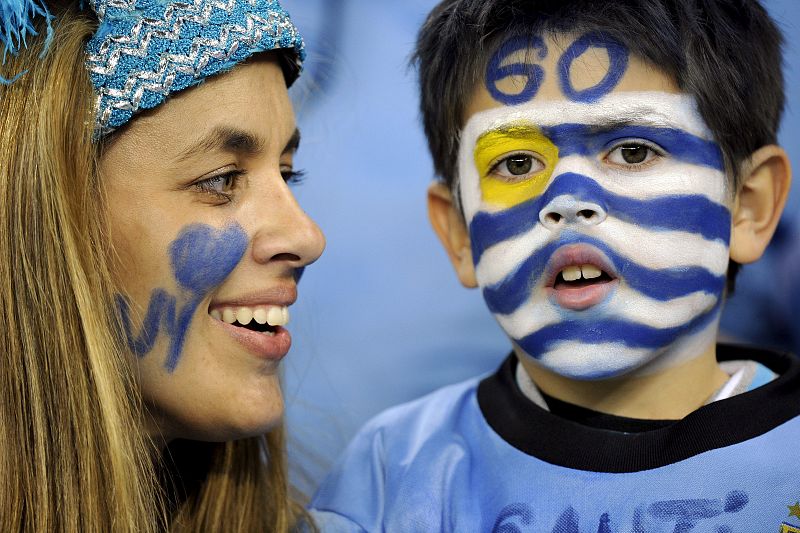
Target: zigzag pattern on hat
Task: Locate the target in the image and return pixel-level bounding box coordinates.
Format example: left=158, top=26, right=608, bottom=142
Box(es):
left=91, top=0, right=137, bottom=21
left=86, top=0, right=304, bottom=137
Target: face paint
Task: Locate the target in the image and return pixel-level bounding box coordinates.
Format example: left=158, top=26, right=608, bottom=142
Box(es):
left=474, top=125, right=559, bottom=208
left=486, top=36, right=548, bottom=105
left=117, top=222, right=248, bottom=372
left=485, top=32, right=628, bottom=106
left=556, top=32, right=629, bottom=103
left=459, top=92, right=731, bottom=379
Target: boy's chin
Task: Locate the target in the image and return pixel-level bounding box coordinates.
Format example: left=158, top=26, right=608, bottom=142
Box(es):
left=516, top=343, right=659, bottom=381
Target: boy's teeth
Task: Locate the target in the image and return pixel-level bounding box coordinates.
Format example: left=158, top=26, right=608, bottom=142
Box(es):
left=560, top=264, right=605, bottom=282
left=581, top=265, right=602, bottom=279
left=210, top=309, right=222, bottom=320
left=222, top=308, right=236, bottom=324
left=236, top=307, right=253, bottom=325
left=562, top=266, right=582, bottom=281
left=253, top=308, right=268, bottom=324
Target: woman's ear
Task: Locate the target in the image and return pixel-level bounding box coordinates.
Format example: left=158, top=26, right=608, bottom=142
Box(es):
left=427, top=182, right=478, bottom=288
left=730, top=145, right=792, bottom=264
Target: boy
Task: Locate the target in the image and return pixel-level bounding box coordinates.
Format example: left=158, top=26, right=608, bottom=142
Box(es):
left=311, top=0, right=798, bottom=530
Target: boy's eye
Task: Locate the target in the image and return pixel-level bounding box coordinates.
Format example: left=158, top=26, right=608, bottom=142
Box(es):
left=619, top=145, right=648, bottom=164
left=506, top=155, right=533, bottom=175
left=606, top=142, right=662, bottom=167
left=490, top=152, right=546, bottom=180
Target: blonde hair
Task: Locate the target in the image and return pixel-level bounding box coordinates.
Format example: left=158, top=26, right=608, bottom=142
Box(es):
left=0, top=3, right=309, bottom=531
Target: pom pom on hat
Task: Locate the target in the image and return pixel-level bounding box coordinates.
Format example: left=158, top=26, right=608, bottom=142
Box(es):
left=1, top=0, right=53, bottom=82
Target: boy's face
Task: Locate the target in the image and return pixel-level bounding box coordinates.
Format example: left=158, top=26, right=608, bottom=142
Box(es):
left=455, top=33, right=731, bottom=380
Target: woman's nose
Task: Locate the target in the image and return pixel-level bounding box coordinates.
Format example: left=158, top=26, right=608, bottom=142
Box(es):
left=538, top=195, right=607, bottom=230
left=250, top=185, right=325, bottom=269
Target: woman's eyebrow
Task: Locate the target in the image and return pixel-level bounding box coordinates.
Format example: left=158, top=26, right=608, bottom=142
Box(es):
left=175, top=126, right=266, bottom=162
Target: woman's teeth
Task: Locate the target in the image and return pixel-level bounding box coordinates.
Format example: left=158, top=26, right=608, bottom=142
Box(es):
left=560, top=264, right=603, bottom=281
left=210, top=305, right=290, bottom=327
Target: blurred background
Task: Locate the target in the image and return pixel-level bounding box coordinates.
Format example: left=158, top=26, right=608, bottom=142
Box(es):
left=280, top=0, right=800, bottom=496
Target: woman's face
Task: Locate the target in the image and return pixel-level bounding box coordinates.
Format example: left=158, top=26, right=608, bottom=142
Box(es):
left=101, top=56, right=325, bottom=443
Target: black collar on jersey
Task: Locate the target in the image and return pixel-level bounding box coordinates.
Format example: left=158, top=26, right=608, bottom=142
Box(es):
left=538, top=390, right=675, bottom=433
left=477, top=344, right=800, bottom=473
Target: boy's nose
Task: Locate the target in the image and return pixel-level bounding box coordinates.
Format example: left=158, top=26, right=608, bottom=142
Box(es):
left=538, top=195, right=607, bottom=230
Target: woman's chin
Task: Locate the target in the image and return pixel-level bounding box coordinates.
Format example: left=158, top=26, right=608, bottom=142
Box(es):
left=147, top=380, right=285, bottom=444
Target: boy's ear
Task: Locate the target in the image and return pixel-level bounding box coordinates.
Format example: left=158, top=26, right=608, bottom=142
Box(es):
left=729, top=145, right=792, bottom=264
left=427, top=182, right=478, bottom=288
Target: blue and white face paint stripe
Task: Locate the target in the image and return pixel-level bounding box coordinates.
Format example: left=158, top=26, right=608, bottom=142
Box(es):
left=459, top=93, right=728, bottom=219
left=459, top=92, right=732, bottom=379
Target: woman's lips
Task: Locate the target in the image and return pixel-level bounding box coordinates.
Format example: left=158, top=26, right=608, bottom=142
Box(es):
left=214, top=318, right=291, bottom=361
left=208, top=284, right=296, bottom=360
left=544, top=244, right=619, bottom=311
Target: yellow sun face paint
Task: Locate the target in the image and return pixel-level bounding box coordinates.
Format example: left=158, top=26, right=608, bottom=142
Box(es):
left=473, top=124, right=559, bottom=208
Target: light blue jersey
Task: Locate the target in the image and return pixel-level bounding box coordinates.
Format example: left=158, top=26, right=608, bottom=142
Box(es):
left=311, top=345, right=800, bottom=532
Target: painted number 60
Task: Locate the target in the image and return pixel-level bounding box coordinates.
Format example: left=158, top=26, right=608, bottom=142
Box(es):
left=486, top=32, right=629, bottom=105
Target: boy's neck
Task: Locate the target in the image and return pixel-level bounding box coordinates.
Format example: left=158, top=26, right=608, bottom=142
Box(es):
left=518, top=345, right=729, bottom=420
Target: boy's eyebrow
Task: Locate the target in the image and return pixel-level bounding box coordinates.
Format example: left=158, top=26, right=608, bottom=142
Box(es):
left=480, top=104, right=691, bottom=136
left=587, top=105, right=684, bottom=131
left=476, top=124, right=541, bottom=141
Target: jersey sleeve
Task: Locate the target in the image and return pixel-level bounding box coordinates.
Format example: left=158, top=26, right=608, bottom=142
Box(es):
left=309, top=419, right=389, bottom=532
left=308, top=509, right=368, bottom=533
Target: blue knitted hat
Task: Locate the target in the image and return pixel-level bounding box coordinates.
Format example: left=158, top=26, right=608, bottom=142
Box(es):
left=1, top=0, right=305, bottom=138
left=86, top=0, right=305, bottom=137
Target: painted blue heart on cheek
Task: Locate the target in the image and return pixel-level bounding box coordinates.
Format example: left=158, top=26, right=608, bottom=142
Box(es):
left=118, top=222, right=249, bottom=373
left=170, top=223, right=249, bottom=294
left=164, top=222, right=248, bottom=371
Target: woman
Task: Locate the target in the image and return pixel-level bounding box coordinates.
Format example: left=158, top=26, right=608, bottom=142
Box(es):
left=0, top=0, right=324, bottom=530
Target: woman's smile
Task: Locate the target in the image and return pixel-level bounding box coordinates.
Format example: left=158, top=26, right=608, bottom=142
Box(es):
left=208, top=284, right=298, bottom=361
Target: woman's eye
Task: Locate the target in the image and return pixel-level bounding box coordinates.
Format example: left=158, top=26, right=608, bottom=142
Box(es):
left=193, top=170, right=244, bottom=200
left=490, top=153, right=545, bottom=180
left=281, top=167, right=306, bottom=185
left=606, top=143, right=661, bottom=167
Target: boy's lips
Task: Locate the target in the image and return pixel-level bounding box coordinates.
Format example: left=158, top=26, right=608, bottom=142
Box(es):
left=544, top=244, right=619, bottom=310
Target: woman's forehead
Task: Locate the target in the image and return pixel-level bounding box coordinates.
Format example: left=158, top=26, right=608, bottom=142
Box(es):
left=108, top=60, right=295, bottom=157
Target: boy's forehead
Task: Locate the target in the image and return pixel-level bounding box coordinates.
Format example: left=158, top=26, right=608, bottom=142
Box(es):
left=463, top=32, right=681, bottom=123
left=464, top=93, right=715, bottom=143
